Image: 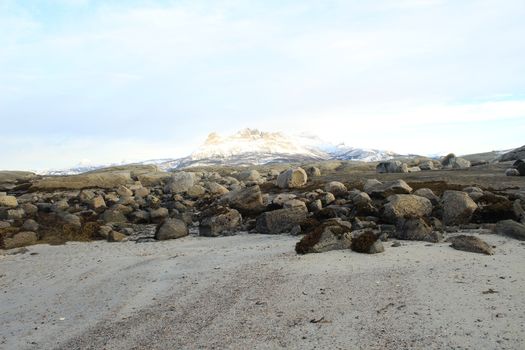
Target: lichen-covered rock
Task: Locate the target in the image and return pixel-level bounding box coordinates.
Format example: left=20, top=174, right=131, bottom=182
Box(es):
left=200, top=207, right=242, bottom=237
left=383, top=195, right=433, bottom=223
left=413, top=188, right=439, bottom=205
left=325, top=181, right=348, bottom=197
left=351, top=230, right=384, bottom=254
left=305, top=166, right=321, bottom=177
left=366, top=179, right=412, bottom=198
left=1, top=231, right=38, bottom=249
left=447, top=235, right=493, bottom=255
left=276, top=168, right=307, bottom=189
left=295, top=218, right=352, bottom=254
left=219, top=185, right=265, bottom=215
left=155, top=218, right=189, bottom=240
left=442, top=191, right=478, bottom=226
left=0, top=195, right=18, bottom=208
left=206, top=182, right=229, bottom=196
left=256, top=207, right=307, bottom=234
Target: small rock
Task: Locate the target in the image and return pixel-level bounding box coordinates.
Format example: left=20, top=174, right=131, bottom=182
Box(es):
left=447, top=235, right=494, bottom=255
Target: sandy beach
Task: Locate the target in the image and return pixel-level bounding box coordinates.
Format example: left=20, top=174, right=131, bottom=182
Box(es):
left=1, top=231, right=524, bottom=350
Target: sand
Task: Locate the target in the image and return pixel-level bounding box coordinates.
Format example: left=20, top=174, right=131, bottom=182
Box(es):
left=1, top=231, right=524, bottom=350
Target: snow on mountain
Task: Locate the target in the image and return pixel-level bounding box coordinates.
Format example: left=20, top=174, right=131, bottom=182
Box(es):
left=37, top=129, right=400, bottom=174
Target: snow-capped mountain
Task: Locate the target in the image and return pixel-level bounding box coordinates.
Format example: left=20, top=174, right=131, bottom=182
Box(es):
left=37, top=128, right=400, bottom=174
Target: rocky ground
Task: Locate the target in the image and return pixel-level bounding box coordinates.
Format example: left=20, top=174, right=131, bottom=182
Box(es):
left=1, top=156, right=525, bottom=349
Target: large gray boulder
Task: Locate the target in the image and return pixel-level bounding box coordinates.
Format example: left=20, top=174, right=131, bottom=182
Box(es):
left=164, top=172, right=196, bottom=193
left=155, top=218, right=189, bottom=240
left=442, top=154, right=471, bottom=169
left=442, top=191, right=478, bottom=226
left=200, top=208, right=242, bottom=237
left=237, top=169, right=262, bottom=183
left=325, top=181, right=348, bottom=197
left=256, top=207, right=307, bottom=234
left=499, top=145, right=525, bottom=162
left=494, top=220, right=525, bottom=240
left=276, top=168, right=307, bottom=189
left=365, top=179, right=412, bottom=198
left=295, top=218, right=352, bottom=254
left=376, top=161, right=408, bottom=174
left=220, top=185, right=265, bottom=215
left=383, top=195, right=433, bottom=223
left=31, top=172, right=132, bottom=191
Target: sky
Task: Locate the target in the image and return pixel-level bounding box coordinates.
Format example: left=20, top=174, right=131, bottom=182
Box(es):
left=1, top=0, right=524, bottom=170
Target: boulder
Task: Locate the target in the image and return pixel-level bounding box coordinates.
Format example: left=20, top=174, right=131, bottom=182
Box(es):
left=442, top=156, right=471, bottom=169
left=0, top=195, right=18, bottom=208
left=22, top=219, right=39, bottom=232
left=295, top=218, right=352, bottom=254
left=494, top=220, right=525, bottom=240
left=351, top=231, right=384, bottom=254
left=237, top=169, right=261, bottom=183
left=276, top=168, right=308, bottom=189
left=219, top=185, right=265, bottom=215
left=0, top=171, right=36, bottom=191
left=108, top=230, right=127, bottom=242
left=256, top=207, right=308, bottom=234
left=7, top=208, right=25, bottom=221
left=187, top=185, right=206, bottom=197
left=200, top=207, right=242, bottom=237
left=499, top=145, right=525, bottom=162
left=447, top=235, right=493, bottom=255
left=518, top=162, right=525, bottom=176
left=31, top=171, right=132, bottom=191
left=206, top=182, right=229, bottom=195
left=505, top=168, right=520, bottom=176
left=136, top=172, right=172, bottom=187
left=155, top=218, right=189, bottom=240
left=305, top=166, right=321, bottom=177
left=394, top=218, right=441, bottom=242
left=91, top=196, right=106, bottom=210
left=462, top=187, right=484, bottom=201
left=272, top=193, right=297, bottom=206
left=164, top=172, right=196, bottom=194
left=149, top=207, right=169, bottom=223
left=366, top=179, right=412, bottom=198
left=376, top=161, right=408, bottom=174
left=116, top=185, right=133, bottom=197
left=382, top=195, right=433, bottom=223
left=419, top=161, right=436, bottom=171
left=1, top=231, right=38, bottom=249
left=413, top=188, right=439, bottom=205
left=102, top=209, right=128, bottom=224
left=324, top=181, right=347, bottom=197
left=442, top=191, right=478, bottom=226
left=134, top=187, right=150, bottom=198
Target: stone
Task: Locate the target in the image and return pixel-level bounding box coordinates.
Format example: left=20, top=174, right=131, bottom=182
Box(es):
left=505, top=168, right=520, bottom=176
left=276, top=167, right=308, bottom=189
left=237, top=169, right=261, bottom=182
left=0, top=221, right=10, bottom=229
left=0, top=195, right=18, bottom=208
left=149, top=207, right=169, bottom=223
left=394, top=218, right=441, bottom=242
left=272, top=193, right=297, bottom=206
left=413, top=188, right=439, bottom=205
left=117, top=185, right=133, bottom=197
left=206, top=182, right=229, bottom=195
left=494, top=220, right=525, bottom=240
left=1, top=231, right=38, bottom=249
left=200, top=208, right=242, bottom=237
left=60, top=213, right=82, bottom=227
left=295, top=218, right=352, bottom=254
left=376, top=161, right=408, bottom=173
left=499, top=145, right=525, bottom=162
left=102, top=209, right=128, bottom=224
left=108, top=230, right=127, bottom=242
left=518, top=162, right=525, bottom=176
left=309, top=199, right=322, bottom=212
left=419, top=160, right=435, bottom=171
left=305, top=166, right=321, bottom=177
left=187, top=185, right=206, bottom=197
left=130, top=210, right=150, bottom=224
left=408, top=166, right=421, bottom=172
left=155, top=218, right=189, bottom=240
left=256, top=207, right=308, bottom=234
left=31, top=171, right=133, bottom=191
left=134, top=187, right=150, bottom=198
left=366, top=180, right=412, bottom=198
left=447, top=235, right=493, bottom=255
left=442, top=191, right=478, bottom=226
left=442, top=156, right=471, bottom=169
left=351, top=231, right=384, bottom=254
left=325, top=181, right=347, bottom=197
left=322, top=192, right=336, bottom=205
left=219, top=185, right=265, bottom=215
left=22, top=219, right=39, bottom=232
left=383, top=195, right=433, bottom=223
left=137, top=172, right=172, bottom=187
left=283, top=199, right=307, bottom=210
left=7, top=208, right=25, bottom=221
left=363, top=179, right=382, bottom=193
left=91, top=196, right=106, bottom=210
left=462, top=186, right=484, bottom=201
left=163, top=172, right=196, bottom=194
